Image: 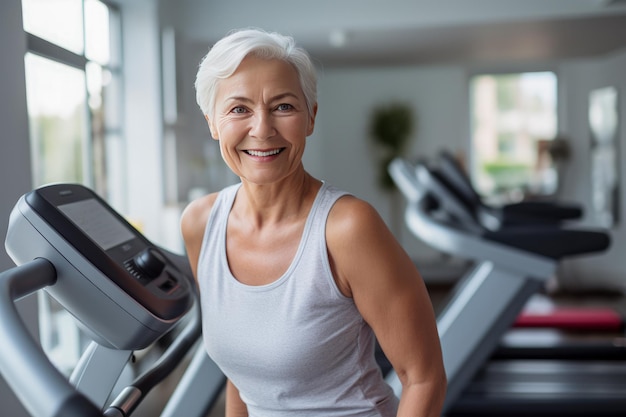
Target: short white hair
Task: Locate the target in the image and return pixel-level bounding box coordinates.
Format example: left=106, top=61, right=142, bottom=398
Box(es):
left=195, top=28, right=318, bottom=119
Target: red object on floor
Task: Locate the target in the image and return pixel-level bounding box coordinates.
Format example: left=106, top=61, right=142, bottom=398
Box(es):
left=514, top=307, right=623, bottom=331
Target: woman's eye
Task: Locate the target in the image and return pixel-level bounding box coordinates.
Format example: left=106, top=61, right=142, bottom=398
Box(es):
left=276, top=103, right=294, bottom=111
left=231, top=106, right=247, bottom=114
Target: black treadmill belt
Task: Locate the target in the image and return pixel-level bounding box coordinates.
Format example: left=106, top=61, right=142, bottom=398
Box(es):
left=448, top=359, right=626, bottom=416
left=493, top=328, right=626, bottom=360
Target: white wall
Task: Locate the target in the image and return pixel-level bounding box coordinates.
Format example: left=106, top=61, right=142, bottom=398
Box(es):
left=0, top=1, right=39, bottom=416
left=120, top=0, right=169, bottom=247
left=310, top=65, right=469, bottom=262
left=556, top=49, right=626, bottom=292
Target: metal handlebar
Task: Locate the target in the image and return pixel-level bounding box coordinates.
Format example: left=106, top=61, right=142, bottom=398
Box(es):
left=0, top=258, right=102, bottom=417
left=0, top=254, right=201, bottom=417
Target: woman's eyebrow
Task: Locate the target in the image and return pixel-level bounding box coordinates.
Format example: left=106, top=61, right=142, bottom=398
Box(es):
left=223, top=95, right=253, bottom=104
left=269, top=92, right=300, bottom=101
left=223, top=92, right=300, bottom=104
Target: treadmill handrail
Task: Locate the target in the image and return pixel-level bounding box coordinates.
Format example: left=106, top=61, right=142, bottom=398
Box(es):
left=0, top=258, right=102, bottom=417
left=405, top=200, right=556, bottom=278
left=389, top=158, right=554, bottom=275
left=388, top=158, right=425, bottom=203
left=436, top=150, right=583, bottom=227
left=412, top=161, right=609, bottom=260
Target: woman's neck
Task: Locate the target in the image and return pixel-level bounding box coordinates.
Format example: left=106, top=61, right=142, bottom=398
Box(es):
left=234, top=170, right=322, bottom=228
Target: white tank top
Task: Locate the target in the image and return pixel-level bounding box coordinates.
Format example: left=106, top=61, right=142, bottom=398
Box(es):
left=197, top=182, right=399, bottom=417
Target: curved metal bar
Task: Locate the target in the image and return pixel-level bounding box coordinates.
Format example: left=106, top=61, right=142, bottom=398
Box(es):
left=0, top=258, right=102, bottom=417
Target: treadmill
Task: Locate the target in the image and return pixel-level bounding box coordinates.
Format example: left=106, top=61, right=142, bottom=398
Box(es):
left=387, top=158, right=626, bottom=416
left=436, top=149, right=626, bottom=362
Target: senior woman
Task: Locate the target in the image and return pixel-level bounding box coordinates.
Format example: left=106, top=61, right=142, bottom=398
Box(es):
left=181, top=28, right=446, bottom=417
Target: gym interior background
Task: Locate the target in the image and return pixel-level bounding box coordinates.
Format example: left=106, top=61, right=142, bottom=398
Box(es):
left=1, top=1, right=626, bottom=416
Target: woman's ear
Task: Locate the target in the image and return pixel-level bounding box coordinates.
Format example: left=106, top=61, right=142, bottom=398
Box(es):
left=205, top=114, right=219, bottom=140
left=306, top=103, right=318, bottom=136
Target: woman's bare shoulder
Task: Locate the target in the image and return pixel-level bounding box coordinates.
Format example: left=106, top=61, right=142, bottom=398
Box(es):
left=326, top=196, right=388, bottom=260
left=327, top=195, right=386, bottom=240
left=180, top=192, right=220, bottom=242
left=326, top=194, right=411, bottom=296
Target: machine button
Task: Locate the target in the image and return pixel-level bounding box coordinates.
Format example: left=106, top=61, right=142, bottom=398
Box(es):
left=133, top=248, right=166, bottom=278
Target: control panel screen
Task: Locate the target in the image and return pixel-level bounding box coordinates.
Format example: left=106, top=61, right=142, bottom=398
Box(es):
left=58, top=198, right=136, bottom=251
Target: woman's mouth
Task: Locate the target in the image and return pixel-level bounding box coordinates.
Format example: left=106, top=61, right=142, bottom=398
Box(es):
left=244, top=148, right=284, bottom=157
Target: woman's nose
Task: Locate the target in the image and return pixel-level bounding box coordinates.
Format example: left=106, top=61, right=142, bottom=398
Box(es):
left=249, top=111, right=275, bottom=139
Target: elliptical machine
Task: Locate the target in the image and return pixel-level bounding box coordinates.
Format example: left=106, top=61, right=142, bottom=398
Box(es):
left=0, top=183, right=224, bottom=417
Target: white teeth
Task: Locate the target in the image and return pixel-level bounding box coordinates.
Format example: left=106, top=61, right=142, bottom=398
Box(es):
left=247, top=149, right=281, bottom=157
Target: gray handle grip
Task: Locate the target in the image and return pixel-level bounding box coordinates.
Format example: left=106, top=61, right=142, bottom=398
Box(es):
left=0, top=258, right=102, bottom=417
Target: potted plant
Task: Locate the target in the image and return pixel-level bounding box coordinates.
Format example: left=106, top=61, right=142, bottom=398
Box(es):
left=369, top=102, right=415, bottom=190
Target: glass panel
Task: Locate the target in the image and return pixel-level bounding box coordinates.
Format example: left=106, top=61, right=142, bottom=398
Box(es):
left=106, top=5, right=122, bottom=68
left=84, top=0, right=110, bottom=64
left=38, top=291, right=88, bottom=375
left=87, top=62, right=124, bottom=199
left=470, top=71, right=557, bottom=198
left=87, top=62, right=106, bottom=194
left=24, top=53, right=88, bottom=187
left=104, top=132, right=127, bottom=211
left=86, top=61, right=104, bottom=109
left=22, top=0, right=84, bottom=54
left=103, top=70, right=123, bottom=130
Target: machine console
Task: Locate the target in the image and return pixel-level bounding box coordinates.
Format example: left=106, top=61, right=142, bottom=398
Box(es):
left=6, top=183, right=193, bottom=349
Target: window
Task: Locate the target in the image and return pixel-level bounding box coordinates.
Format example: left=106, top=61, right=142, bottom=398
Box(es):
left=22, top=0, right=124, bottom=208
left=470, top=71, right=558, bottom=199
left=24, top=54, right=88, bottom=186
left=22, top=0, right=124, bottom=375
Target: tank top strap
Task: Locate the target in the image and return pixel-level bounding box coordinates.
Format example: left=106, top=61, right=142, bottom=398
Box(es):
left=310, top=182, right=351, bottom=239
left=198, top=182, right=240, bottom=276
left=312, top=182, right=351, bottom=224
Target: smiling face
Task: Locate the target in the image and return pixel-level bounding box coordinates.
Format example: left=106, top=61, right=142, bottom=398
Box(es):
left=207, top=55, right=317, bottom=186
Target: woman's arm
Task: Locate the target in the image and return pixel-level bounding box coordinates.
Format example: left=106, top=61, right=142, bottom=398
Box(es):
left=180, top=193, right=218, bottom=280
left=327, top=197, right=447, bottom=417
left=182, top=195, right=249, bottom=417
left=225, top=379, right=248, bottom=417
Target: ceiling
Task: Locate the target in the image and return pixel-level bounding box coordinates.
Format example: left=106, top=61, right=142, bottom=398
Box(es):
left=165, top=0, right=626, bottom=67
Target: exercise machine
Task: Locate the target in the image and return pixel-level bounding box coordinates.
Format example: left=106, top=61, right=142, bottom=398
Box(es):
left=432, top=152, right=626, bottom=361
left=386, top=158, right=626, bottom=415
left=0, top=183, right=224, bottom=417
left=435, top=150, right=583, bottom=230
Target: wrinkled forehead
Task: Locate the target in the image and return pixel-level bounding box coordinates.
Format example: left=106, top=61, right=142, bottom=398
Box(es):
left=214, top=56, right=305, bottom=103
